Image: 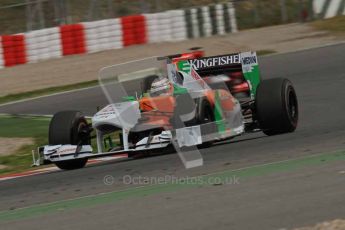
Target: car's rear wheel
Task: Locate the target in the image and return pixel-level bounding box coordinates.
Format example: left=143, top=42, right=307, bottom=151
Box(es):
left=172, top=96, right=215, bottom=149
left=255, top=78, right=298, bottom=135
left=196, top=98, right=215, bottom=148
left=49, top=111, right=89, bottom=170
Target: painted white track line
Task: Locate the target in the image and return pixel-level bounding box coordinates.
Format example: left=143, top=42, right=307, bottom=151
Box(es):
left=0, top=84, right=100, bottom=107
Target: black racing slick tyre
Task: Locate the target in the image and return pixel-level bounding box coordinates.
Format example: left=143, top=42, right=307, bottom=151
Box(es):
left=49, top=111, right=89, bottom=170
left=196, top=98, right=214, bottom=124
left=54, top=159, right=88, bottom=170
left=255, top=78, right=298, bottom=136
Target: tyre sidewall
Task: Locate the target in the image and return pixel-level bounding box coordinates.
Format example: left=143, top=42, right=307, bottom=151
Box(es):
left=255, top=78, right=298, bottom=135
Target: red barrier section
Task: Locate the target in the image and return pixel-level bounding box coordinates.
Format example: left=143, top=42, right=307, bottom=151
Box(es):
left=1, top=34, right=27, bottom=67
left=134, top=15, right=147, bottom=44
left=60, top=24, right=86, bottom=56
left=121, top=15, right=147, bottom=47
left=121, top=16, right=135, bottom=46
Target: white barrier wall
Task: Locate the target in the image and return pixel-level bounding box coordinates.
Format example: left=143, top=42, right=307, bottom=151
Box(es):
left=201, top=6, right=213, bottom=37
left=83, top=19, right=123, bottom=53
left=145, top=12, right=173, bottom=43
left=189, top=8, right=200, bottom=38
left=168, top=10, right=188, bottom=41
left=215, top=4, right=226, bottom=35
left=144, top=3, right=237, bottom=43
left=184, top=2, right=237, bottom=39
left=25, top=27, right=62, bottom=63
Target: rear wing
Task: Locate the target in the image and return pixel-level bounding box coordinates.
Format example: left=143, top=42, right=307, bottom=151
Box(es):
left=176, top=52, right=261, bottom=99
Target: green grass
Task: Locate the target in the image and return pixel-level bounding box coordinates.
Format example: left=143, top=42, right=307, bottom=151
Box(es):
left=0, top=137, right=48, bottom=174
left=0, top=80, right=98, bottom=105
left=0, top=115, right=50, bottom=174
left=312, top=16, right=345, bottom=33
left=0, top=115, right=101, bottom=175
left=0, top=115, right=50, bottom=138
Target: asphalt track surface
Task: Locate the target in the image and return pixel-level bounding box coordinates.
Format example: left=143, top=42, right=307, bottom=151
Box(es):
left=1, top=44, right=345, bottom=229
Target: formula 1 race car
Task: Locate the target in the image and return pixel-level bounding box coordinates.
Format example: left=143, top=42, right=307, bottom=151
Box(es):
left=33, top=51, right=298, bottom=170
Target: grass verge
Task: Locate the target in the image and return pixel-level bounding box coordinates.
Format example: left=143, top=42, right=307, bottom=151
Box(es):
left=0, top=115, right=50, bottom=174
left=0, top=80, right=99, bottom=106
left=0, top=115, right=100, bottom=175
left=311, top=15, right=345, bottom=33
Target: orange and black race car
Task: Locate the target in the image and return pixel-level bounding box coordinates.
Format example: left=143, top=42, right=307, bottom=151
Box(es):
left=35, top=51, right=298, bottom=170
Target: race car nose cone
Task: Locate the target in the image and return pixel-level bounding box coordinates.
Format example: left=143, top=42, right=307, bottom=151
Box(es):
left=92, top=101, right=141, bottom=130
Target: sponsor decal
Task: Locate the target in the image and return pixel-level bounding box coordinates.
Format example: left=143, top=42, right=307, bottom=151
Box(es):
left=240, top=52, right=258, bottom=73
left=176, top=125, right=202, bottom=147
left=242, top=56, right=257, bottom=65
left=96, top=104, right=117, bottom=118
left=190, top=68, right=202, bottom=81
left=176, top=60, right=191, bottom=73
left=168, top=63, right=182, bottom=85
left=191, top=68, right=209, bottom=89
left=189, top=55, right=240, bottom=70
left=58, top=147, right=77, bottom=154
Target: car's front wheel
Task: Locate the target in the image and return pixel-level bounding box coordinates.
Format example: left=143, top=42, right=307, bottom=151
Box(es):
left=49, top=111, right=89, bottom=170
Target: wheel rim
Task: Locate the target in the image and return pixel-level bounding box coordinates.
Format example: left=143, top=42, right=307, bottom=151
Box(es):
left=202, top=106, right=213, bottom=123
left=76, top=121, right=90, bottom=145
left=286, top=86, right=298, bottom=125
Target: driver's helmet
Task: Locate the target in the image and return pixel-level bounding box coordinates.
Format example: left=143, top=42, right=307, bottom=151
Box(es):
left=150, top=77, right=171, bottom=96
